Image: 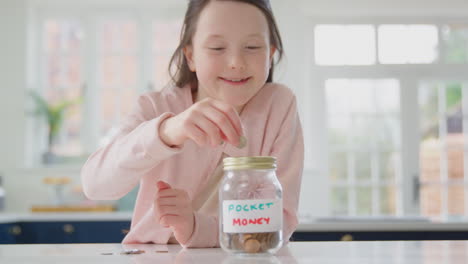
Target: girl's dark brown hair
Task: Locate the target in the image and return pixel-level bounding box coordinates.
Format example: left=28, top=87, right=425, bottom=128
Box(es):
left=168, top=0, right=284, bottom=89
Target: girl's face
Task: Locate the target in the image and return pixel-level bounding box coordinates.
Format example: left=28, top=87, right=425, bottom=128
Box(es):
left=184, top=0, right=275, bottom=111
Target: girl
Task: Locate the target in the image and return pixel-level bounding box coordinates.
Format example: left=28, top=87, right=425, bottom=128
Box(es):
left=81, top=0, right=303, bottom=248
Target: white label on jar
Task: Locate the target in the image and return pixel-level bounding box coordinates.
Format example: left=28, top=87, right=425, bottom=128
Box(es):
left=222, top=199, right=282, bottom=233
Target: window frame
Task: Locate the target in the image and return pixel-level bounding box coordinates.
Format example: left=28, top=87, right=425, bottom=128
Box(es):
left=26, top=3, right=183, bottom=167
left=303, top=16, right=468, bottom=218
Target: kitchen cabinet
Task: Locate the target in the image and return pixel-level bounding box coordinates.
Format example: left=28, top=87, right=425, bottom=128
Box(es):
left=16, top=221, right=130, bottom=244
left=0, top=223, right=22, bottom=244
left=3, top=213, right=468, bottom=244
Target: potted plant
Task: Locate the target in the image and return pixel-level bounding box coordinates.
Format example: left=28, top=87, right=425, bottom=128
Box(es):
left=29, top=91, right=82, bottom=164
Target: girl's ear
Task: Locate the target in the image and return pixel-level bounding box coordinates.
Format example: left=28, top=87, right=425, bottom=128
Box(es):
left=183, top=45, right=196, bottom=72
left=269, top=46, right=276, bottom=65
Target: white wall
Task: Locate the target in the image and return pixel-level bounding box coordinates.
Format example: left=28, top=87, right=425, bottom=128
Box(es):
left=0, top=0, right=26, bottom=170
left=0, top=0, right=28, bottom=211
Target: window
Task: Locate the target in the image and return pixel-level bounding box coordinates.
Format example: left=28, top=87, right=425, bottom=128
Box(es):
left=442, top=24, right=468, bottom=64
left=419, top=82, right=468, bottom=220
left=308, top=21, right=468, bottom=219
left=378, top=25, right=438, bottom=64
left=153, top=20, right=181, bottom=89
left=97, top=20, right=139, bottom=146
left=41, top=20, right=84, bottom=157
left=327, top=79, right=402, bottom=216
left=30, top=10, right=182, bottom=166
left=314, top=25, right=376, bottom=65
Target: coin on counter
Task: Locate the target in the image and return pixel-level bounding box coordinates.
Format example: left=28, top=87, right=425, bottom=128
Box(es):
left=120, top=249, right=145, bottom=255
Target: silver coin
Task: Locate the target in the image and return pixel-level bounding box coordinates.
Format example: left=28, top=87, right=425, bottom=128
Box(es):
left=237, top=135, right=247, bottom=149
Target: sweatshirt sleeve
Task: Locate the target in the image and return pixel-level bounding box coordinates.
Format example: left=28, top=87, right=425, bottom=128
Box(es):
left=181, top=212, right=219, bottom=248
left=270, top=94, right=304, bottom=242
left=81, top=94, right=183, bottom=200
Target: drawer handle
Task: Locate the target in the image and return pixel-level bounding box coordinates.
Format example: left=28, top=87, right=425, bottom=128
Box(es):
left=9, top=225, right=22, bottom=236
left=63, top=224, right=75, bottom=234
left=341, top=234, right=353, bottom=241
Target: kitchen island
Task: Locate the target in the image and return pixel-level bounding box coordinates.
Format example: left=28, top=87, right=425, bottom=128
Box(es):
left=1, top=240, right=467, bottom=263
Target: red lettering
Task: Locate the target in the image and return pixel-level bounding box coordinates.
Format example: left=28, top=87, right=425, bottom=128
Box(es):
left=233, top=219, right=241, bottom=226
left=231, top=217, right=272, bottom=226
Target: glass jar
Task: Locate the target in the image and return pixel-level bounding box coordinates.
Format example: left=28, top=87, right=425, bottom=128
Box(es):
left=219, top=156, right=283, bottom=255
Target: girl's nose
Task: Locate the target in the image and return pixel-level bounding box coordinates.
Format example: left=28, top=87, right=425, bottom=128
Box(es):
left=229, top=52, right=246, bottom=70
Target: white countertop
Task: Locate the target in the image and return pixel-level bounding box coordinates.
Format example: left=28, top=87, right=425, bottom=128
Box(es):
left=1, top=241, right=468, bottom=263
left=2, top=213, right=468, bottom=231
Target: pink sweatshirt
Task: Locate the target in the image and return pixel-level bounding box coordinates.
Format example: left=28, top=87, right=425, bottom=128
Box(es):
left=81, top=82, right=304, bottom=248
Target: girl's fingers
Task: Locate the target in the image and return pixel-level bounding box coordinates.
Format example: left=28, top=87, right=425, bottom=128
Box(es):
left=156, top=196, right=186, bottom=206
left=156, top=181, right=171, bottom=190
left=157, top=187, right=191, bottom=199
left=203, top=107, right=240, bottom=146
left=209, top=100, right=243, bottom=136
left=156, top=188, right=190, bottom=203
left=185, top=123, right=208, bottom=147
left=191, top=114, right=222, bottom=147
left=157, top=205, right=182, bottom=217
left=156, top=189, right=178, bottom=198
left=160, top=215, right=184, bottom=227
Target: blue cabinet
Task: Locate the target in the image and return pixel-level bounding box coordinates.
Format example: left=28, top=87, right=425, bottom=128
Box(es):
left=1, top=221, right=130, bottom=244
left=73, top=221, right=130, bottom=243
left=4, top=220, right=468, bottom=243
left=0, top=223, right=23, bottom=244
left=20, top=222, right=80, bottom=244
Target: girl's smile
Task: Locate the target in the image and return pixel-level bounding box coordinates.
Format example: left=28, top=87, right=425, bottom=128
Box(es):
left=219, top=77, right=252, bottom=86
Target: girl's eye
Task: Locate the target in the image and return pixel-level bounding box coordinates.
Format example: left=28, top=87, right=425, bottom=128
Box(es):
left=209, top=47, right=225, bottom=51
left=246, top=46, right=261, bottom=50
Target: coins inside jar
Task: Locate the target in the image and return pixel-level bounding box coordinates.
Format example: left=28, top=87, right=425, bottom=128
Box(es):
left=221, top=232, right=281, bottom=254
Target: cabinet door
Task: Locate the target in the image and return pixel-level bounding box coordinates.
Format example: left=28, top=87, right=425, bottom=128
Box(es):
left=0, top=223, right=20, bottom=244
left=21, top=222, right=79, bottom=244
left=75, top=221, right=130, bottom=243
left=14, top=221, right=131, bottom=243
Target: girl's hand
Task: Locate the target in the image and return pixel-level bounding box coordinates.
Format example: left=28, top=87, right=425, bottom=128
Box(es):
left=159, top=97, right=243, bottom=148
left=154, top=181, right=195, bottom=244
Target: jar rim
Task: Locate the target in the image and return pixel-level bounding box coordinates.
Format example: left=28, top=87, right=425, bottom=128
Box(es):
left=223, top=156, right=277, bottom=170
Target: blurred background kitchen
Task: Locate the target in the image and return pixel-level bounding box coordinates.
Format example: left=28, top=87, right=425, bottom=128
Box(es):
left=1, top=0, right=468, bottom=243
